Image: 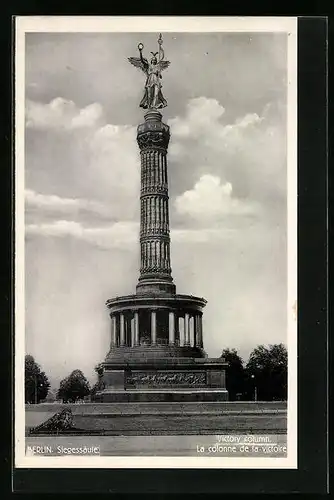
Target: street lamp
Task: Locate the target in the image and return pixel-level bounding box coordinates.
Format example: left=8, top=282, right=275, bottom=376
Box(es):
left=251, top=374, right=257, bottom=402
left=34, top=375, right=43, bottom=404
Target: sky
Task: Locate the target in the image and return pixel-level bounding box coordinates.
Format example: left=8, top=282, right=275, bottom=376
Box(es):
left=24, top=31, right=288, bottom=387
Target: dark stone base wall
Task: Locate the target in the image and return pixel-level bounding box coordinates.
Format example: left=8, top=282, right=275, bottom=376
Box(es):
left=94, top=389, right=229, bottom=403
left=94, top=359, right=228, bottom=402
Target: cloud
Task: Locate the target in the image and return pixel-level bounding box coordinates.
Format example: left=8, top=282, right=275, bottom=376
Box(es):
left=86, top=123, right=139, bottom=216
left=25, top=217, right=238, bottom=249
left=26, top=220, right=138, bottom=250
left=168, top=97, right=226, bottom=137
left=25, top=189, right=112, bottom=221
left=26, top=98, right=104, bottom=130
left=174, top=174, right=258, bottom=223
left=168, top=97, right=261, bottom=143
left=168, top=96, right=286, bottom=217
left=25, top=99, right=140, bottom=220
left=172, top=227, right=239, bottom=244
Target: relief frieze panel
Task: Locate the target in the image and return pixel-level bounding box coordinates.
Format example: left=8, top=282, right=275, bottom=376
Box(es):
left=126, top=371, right=207, bottom=387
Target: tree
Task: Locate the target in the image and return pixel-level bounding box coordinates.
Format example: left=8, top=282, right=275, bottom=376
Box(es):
left=90, top=363, right=105, bottom=399
left=220, top=348, right=246, bottom=401
left=45, top=389, right=57, bottom=403
left=57, top=369, right=91, bottom=403
left=25, top=354, right=50, bottom=404
left=245, top=344, right=288, bottom=401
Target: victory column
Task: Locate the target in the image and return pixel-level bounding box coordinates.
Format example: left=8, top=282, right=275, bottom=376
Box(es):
left=95, top=35, right=228, bottom=402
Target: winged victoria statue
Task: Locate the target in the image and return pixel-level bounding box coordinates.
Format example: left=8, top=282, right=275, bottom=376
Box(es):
left=128, top=33, right=170, bottom=110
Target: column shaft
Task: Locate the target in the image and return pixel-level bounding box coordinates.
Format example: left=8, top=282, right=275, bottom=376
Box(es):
left=169, top=311, right=175, bottom=345
left=184, top=313, right=190, bottom=345
left=136, top=112, right=175, bottom=294
left=125, top=315, right=132, bottom=346
left=151, top=310, right=157, bottom=345
left=120, top=313, right=125, bottom=346
left=114, top=315, right=119, bottom=346
left=110, top=315, right=115, bottom=347
left=195, top=315, right=200, bottom=346
left=113, top=316, right=118, bottom=346
left=130, top=316, right=134, bottom=347
left=134, top=311, right=139, bottom=345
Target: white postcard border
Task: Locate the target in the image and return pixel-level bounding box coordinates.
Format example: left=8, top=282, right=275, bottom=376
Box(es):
left=15, top=15, right=298, bottom=469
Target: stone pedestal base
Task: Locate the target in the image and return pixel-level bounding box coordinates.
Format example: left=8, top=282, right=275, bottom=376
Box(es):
left=136, top=278, right=176, bottom=295
left=94, top=389, right=228, bottom=403
left=94, top=358, right=228, bottom=403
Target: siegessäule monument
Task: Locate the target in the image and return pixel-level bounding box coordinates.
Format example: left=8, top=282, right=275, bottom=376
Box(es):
left=94, top=34, right=228, bottom=402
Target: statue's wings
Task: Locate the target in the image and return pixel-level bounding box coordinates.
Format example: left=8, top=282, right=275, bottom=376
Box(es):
left=158, top=60, right=170, bottom=72
left=128, top=56, right=148, bottom=73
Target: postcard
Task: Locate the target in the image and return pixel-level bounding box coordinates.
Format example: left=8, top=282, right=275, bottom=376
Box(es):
left=15, top=15, right=297, bottom=469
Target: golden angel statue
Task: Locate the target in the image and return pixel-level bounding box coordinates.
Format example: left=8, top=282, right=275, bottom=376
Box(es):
left=128, top=33, right=170, bottom=109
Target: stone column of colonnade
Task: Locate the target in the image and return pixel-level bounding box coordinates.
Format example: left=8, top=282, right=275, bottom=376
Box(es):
left=149, top=309, right=176, bottom=345
left=110, top=311, right=138, bottom=348
left=109, top=310, right=203, bottom=348
left=180, top=311, right=204, bottom=347
left=181, top=312, right=204, bottom=348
